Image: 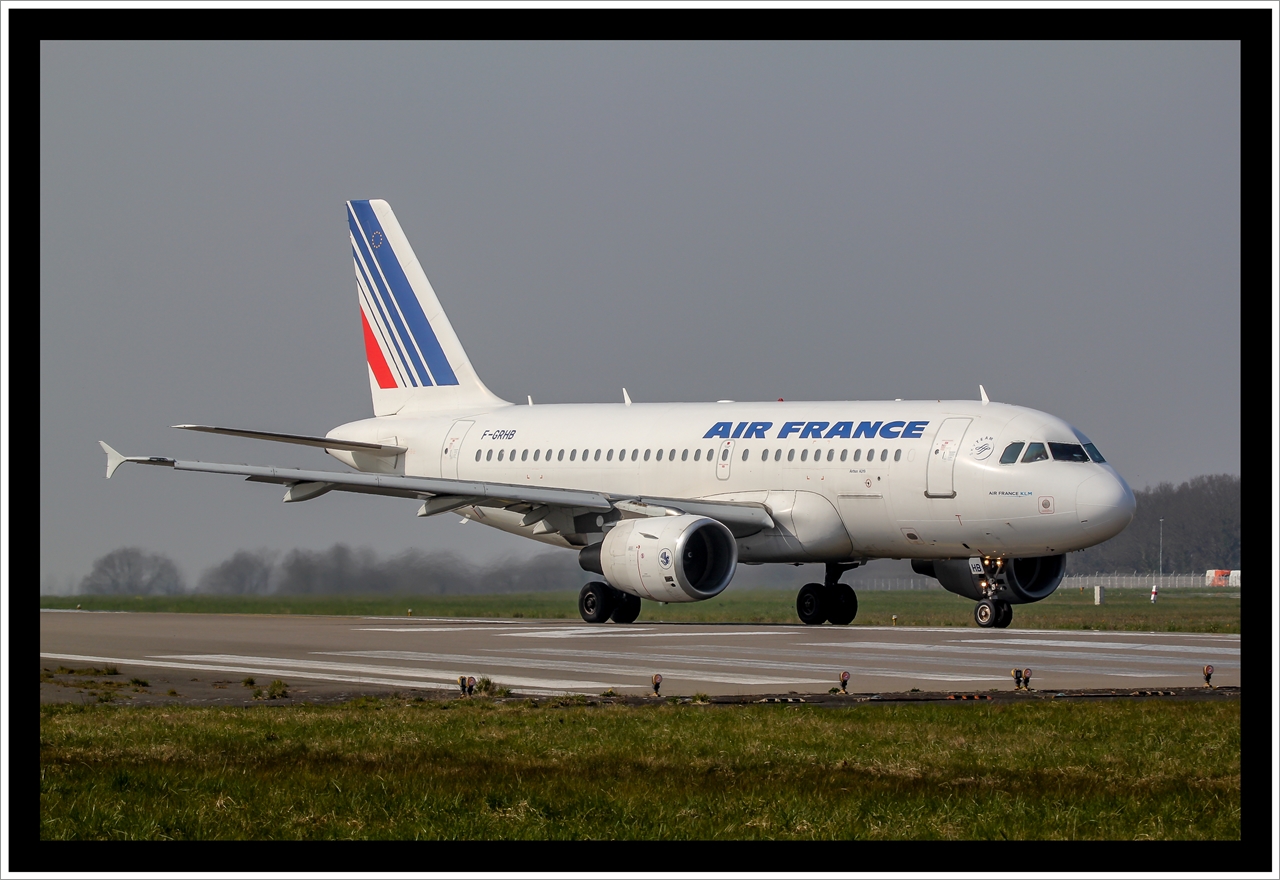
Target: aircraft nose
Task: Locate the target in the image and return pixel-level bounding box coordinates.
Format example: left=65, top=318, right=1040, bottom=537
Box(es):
left=1076, top=471, right=1136, bottom=540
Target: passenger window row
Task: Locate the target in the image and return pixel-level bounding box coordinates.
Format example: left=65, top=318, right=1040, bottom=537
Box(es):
left=475, top=446, right=904, bottom=464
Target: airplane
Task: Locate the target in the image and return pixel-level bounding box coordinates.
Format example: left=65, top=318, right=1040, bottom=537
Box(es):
left=100, top=199, right=1137, bottom=629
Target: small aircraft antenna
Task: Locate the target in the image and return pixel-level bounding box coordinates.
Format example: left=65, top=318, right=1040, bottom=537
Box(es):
left=979, top=384, right=990, bottom=405
left=623, top=388, right=632, bottom=406
left=528, top=395, right=534, bottom=406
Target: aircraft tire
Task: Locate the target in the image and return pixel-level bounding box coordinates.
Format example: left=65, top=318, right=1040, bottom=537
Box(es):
left=579, top=581, right=616, bottom=624
left=797, top=583, right=827, bottom=625
left=993, top=601, right=1013, bottom=629
left=826, top=584, right=858, bottom=626
left=974, top=599, right=997, bottom=628
left=610, top=591, right=642, bottom=624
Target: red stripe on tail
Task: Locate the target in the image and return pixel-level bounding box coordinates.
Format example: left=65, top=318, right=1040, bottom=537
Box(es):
left=361, top=310, right=398, bottom=389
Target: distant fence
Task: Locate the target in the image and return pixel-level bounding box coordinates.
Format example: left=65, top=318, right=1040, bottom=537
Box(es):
left=843, top=573, right=1228, bottom=592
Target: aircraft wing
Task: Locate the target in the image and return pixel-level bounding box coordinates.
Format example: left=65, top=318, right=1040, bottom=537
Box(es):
left=97, top=443, right=773, bottom=536
left=171, top=424, right=407, bottom=455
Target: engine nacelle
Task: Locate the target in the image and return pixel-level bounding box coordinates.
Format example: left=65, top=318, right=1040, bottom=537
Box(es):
left=579, top=515, right=737, bottom=603
left=914, top=554, right=1066, bottom=604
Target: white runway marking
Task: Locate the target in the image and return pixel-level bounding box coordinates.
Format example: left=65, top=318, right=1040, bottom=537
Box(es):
left=41, top=652, right=615, bottom=695
left=318, top=650, right=833, bottom=687
left=945, top=637, right=1241, bottom=654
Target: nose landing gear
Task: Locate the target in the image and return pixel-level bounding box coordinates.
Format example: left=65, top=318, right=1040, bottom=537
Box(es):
left=974, top=598, right=1013, bottom=629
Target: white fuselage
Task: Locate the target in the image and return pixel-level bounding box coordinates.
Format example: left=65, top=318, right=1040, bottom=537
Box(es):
left=326, top=399, right=1135, bottom=563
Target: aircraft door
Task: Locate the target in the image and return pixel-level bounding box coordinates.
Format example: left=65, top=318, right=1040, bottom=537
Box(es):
left=440, top=420, right=475, bottom=478
left=925, top=418, right=971, bottom=498
left=716, top=439, right=735, bottom=481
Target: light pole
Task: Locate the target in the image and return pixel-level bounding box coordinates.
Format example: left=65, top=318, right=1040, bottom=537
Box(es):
left=1158, top=518, right=1164, bottom=578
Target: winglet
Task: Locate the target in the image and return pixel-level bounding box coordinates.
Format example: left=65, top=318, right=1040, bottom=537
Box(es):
left=979, top=384, right=990, bottom=405
left=99, top=441, right=128, bottom=478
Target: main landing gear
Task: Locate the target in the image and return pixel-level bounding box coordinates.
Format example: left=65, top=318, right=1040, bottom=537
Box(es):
left=796, top=562, right=860, bottom=626
left=579, top=581, right=642, bottom=624
left=974, top=598, right=1012, bottom=629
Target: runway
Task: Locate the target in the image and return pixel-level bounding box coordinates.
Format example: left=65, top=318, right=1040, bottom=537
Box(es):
left=40, top=610, right=1240, bottom=699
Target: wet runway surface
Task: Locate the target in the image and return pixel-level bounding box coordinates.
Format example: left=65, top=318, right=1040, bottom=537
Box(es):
left=41, top=610, right=1240, bottom=698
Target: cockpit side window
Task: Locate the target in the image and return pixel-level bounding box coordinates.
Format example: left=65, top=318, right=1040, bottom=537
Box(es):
left=1021, top=442, right=1048, bottom=463
left=999, top=442, right=1024, bottom=464
left=1049, top=442, right=1090, bottom=462
left=1082, top=443, right=1106, bottom=463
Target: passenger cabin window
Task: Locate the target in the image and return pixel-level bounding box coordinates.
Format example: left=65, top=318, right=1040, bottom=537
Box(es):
left=594, top=449, right=601, bottom=461
left=546, top=449, right=552, bottom=460
left=1049, top=442, right=1090, bottom=463
left=694, top=449, right=701, bottom=461
left=669, top=449, right=676, bottom=461
left=828, top=449, right=835, bottom=462
left=558, top=449, right=565, bottom=461
left=894, top=449, right=902, bottom=462
left=1021, top=442, right=1048, bottom=463
left=720, top=448, right=729, bottom=461
left=1000, top=442, right=1024, bottom=464
left=761, top=449, right=769, bottom=462
left=498, top=450, right=505, bottom=461
left=607, top=449, right=614, bottom=461
left=682, top=450, right=689, bottom=461
left=868, top=448, right=875, bottom=460
left=840, top=449, right=847, bottom=462
left=631, top=449, right=639, bottom=461
left=787, top=449, right=795, bottom=462
left=568, top=449, right=575, bottom=461
left=880, top=449, right=888, bottom=462
left=774, top=449, right=782, bottom=461
left=1083, top=443, right=1106, bottom=463
left=800, top=449, right=808, bottom=462
left=706, top=448, right=714, bottom=461
left=853, top=449, right=861, bottom=462
left=486, top=450, right=493, bottom=461
left=475, top=450, right=482, bottom=462
left=532, top=449, right=538, bottom=461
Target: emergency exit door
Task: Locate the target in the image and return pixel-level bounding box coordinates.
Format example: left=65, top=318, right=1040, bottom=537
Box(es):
left=716, top=439, right=735, bottom=481
left=925, top=418, right=971, bottom=498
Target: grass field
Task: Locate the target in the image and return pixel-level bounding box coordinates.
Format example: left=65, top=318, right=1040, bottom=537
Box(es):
left=41, top=586, right=1241, bottom=632
left=39, top=696, right=1239, bottom=840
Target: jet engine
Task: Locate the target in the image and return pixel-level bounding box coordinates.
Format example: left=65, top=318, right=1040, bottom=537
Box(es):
left=579, top=514, right=737, bottom=603
left=913, top=554, right=1066, bottom=604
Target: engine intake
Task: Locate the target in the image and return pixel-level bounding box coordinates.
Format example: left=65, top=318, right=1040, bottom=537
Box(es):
left=579, top=514, right=737, bottom=603
left=918, top=554, right=1065, bottom=604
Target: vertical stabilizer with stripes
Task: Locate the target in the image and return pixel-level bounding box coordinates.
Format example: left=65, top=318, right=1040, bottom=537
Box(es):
left=348, top=200, right=508, bottom=415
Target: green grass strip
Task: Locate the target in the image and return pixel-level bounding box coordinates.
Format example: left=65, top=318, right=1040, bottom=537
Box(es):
left=40, top=697, right=1239, bottom=840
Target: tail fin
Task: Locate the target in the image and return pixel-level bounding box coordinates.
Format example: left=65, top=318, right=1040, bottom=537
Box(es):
left=347, top=199, right=508, bottom=415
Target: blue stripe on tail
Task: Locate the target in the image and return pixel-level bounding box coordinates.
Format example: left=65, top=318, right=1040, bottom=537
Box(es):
left=348, top=201, right=459, bottom=386
left=348, top=207, right=429, bottom=386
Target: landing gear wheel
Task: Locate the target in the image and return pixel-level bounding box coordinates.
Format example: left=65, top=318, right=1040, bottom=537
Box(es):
left=610, top=591, right=642, bottom=624
left=797, top=583, right=827, bottom=625
left=826, top=584, right=858, bottom=626
left=974, top=599, right=997, bottom=628
left=993, top=601, right=1013, bottom=629
left=579, top=581, right=616, bottom=623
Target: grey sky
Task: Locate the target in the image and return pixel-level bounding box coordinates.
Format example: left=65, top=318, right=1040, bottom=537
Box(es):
left=40, top=41, right=1240, bottom=589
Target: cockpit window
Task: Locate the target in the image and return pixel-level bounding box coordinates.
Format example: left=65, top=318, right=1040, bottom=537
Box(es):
left=1021, top=442, right=1048, bottom=463
left=1049, top=442, right=1090, bottom=462
left=999, top=442, right=1024, bottom=464
left=1082, top=442, right=1106, bottom=463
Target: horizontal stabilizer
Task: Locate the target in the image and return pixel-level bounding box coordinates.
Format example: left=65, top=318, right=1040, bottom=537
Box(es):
left=172, top=425, right=406, bottom=455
